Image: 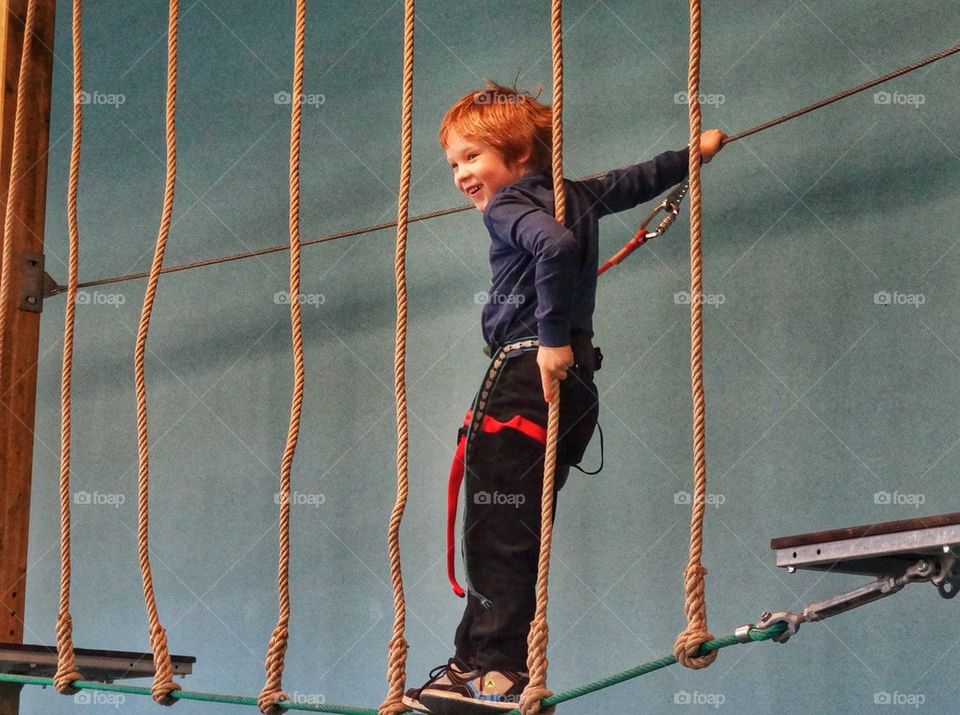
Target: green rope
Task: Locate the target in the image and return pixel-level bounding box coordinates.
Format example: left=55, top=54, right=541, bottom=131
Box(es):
left=0, top=624, right=785, bottom=713
left=506, top=624, right=788, bottom=713
left=0, top=675, right=383, bottom=714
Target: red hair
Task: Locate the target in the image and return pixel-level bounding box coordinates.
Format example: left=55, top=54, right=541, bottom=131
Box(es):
left=438, top=81, right=553, bottom=171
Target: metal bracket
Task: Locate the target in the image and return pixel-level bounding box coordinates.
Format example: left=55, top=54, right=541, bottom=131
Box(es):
left=757, top=556, right=955, bottom=643
left=18, top=252, right=47, bottom=313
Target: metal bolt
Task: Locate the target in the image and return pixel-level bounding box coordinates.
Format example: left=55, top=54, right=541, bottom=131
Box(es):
left=26, top=296, right=36, bottom=305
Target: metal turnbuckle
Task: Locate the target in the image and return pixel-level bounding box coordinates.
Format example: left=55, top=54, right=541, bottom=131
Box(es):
left=755, top=557, right=954, bottom=644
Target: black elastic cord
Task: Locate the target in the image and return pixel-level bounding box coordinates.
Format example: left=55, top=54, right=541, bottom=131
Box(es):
left=571, top=421, right=604, bottom=475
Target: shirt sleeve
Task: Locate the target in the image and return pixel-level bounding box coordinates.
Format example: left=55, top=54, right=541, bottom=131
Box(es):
left=580, top=146, right=690, bottom=218
left=483, top=191, right=579, bottom=347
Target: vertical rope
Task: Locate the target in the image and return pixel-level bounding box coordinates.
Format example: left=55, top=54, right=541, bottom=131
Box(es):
left=673, top=0, right=717, bottom=671
left=133, top=0, right=181, bottom=704
left=258, top=0, right=306, bottom=712
left=0, top=0, right=38, bottom=398
left=378, top=1, right=414, bottom=713
left=53, top=0, right=85, bottom=695
left=519, top=3, right=563, bottom=713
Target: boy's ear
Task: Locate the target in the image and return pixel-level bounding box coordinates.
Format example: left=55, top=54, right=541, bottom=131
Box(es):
left=516, top=147, right=532, bottom=169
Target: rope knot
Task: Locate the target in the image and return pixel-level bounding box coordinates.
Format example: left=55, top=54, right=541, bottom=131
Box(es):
left=378, top=634, right=409, bottom=715
left=378, top=699, right=410, bottom=715
left=674, top=627, right=718, bottom=670
left=257, top=689, right=289, bottom=715
left=53, top=668, right=83, bottom=695
left=145, top=623, right=180, bottom=705
left=54, top=613, right=82, bottom=694
left=519, top=684, right=555, bottom=715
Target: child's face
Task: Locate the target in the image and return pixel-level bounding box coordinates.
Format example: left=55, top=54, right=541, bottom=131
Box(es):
left=444, top=129, right=530, bottom=212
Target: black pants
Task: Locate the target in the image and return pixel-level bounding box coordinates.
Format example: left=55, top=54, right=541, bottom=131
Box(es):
left=453, top=340, right=599, bottom=672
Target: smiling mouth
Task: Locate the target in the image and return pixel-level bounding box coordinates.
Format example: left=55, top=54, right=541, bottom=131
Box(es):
left=466, top=186, right=481, bottom=198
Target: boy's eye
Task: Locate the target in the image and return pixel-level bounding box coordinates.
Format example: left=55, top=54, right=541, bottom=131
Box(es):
left=467, top=153, right=478, bottom=160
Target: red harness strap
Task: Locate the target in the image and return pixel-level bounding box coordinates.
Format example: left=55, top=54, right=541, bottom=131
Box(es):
left=447, top=409, right=547, bottom=597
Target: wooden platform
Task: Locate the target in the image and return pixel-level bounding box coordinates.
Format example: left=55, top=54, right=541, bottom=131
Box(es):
left=770, top=512, right=960, bottom=577
left=0, top=644, right=195, bottom=683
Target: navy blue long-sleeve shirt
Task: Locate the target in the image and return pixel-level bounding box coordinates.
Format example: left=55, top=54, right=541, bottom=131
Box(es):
left=480, top=147, right=690, bottom=348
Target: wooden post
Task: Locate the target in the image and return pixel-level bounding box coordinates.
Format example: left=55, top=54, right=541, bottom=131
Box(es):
left=0, top=1, right=56, bottom=714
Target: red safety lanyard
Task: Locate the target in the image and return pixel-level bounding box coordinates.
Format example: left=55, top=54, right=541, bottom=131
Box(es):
left=447, top=409, right=547, bottom=597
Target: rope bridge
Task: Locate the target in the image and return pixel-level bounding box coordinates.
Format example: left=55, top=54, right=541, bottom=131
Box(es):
left=0, top=623, right=788, bottom=714
left=0, top=0, right=956, bottom=712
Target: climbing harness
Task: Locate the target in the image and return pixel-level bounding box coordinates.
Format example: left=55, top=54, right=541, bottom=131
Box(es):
left=446, top=338, right=543, bottom=599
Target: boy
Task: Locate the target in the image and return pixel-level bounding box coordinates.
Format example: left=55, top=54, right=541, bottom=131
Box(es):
left=405, top=81, right=725, bottom=714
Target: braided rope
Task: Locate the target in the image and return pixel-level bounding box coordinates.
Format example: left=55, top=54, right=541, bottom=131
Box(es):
left=258, top=1, right=307, bottom=712
left=377, top=1, right=415, bottom=714
left=519, top=3, right=564, bottom=714
left=53, top=0, right=85, bottom=695
left=0, top=0, right=38, bottom=398
left=133, top=0, right=181, bottom=704
left=673, top=0, right=717, bottom=671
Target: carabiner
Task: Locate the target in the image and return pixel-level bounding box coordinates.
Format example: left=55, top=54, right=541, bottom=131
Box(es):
left=597, top=181, right=689, bottom=275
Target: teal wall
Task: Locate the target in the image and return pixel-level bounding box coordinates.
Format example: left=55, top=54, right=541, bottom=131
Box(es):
left=21, top=1, right=960, bottom=712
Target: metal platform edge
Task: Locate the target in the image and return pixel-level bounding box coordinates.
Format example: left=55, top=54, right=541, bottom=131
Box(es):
left=0, top=643, right=195, bottom=682
left=773, top=522, right=960, bottom=576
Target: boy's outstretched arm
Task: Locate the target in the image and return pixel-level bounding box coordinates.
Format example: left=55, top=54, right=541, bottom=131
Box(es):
left=584, top=128, right=727, bottom=216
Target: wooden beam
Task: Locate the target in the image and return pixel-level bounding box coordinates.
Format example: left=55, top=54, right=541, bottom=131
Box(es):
left=0, top=0, right=56, bottom=713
